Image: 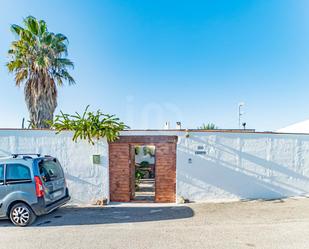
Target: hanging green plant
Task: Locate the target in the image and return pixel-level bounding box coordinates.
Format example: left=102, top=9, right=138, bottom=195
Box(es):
left=135, top=146, right=141, bottom=155
left=48, top=105, right=129, bottom=144
left=143, top=146, right=155, bottom=157
left=135, top=168, right=145, bottom=188
left=140, top=161, right=150, bottom=168
left=143, top=146, right=147, bottom=156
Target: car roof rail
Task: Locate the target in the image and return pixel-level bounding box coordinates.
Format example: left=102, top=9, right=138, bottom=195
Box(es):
left=22, top=156, right=34, bottom=160
left=12, top=153, right=41, bottom=159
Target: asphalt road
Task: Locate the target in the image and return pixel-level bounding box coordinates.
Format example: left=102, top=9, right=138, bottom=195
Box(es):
left=1, top=198, right=309, bottom=249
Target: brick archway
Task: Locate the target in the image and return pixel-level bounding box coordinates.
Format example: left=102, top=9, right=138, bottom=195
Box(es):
left=109, top=136, right=177, bottom=203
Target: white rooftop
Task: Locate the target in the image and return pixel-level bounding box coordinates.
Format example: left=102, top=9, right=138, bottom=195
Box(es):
left=277, top=120, right=309, bottom=134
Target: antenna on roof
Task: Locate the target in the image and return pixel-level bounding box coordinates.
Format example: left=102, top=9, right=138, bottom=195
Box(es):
left=21, top=118, right=25, bottom=129
left=238, top=102, right=245, bottom=129
left=164, top=121, right=170, bottom=129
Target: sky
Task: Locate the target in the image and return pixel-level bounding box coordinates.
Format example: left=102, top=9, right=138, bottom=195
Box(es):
left=1, top=0, right=309, bottom=131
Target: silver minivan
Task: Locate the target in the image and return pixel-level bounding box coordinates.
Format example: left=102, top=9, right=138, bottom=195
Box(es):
left=0, top=154, right=70, bottom=226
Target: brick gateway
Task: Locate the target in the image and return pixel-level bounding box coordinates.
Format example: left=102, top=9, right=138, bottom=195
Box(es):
left=109, top=136, right=177, bottom=203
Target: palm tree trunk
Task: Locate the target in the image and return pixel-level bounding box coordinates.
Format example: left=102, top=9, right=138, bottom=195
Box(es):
left=25, top=73, right=57, bottom=128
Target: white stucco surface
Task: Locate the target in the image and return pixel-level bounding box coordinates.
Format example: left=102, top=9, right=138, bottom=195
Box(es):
left=0, top=130, right=109, bottom=204
left=1, top=129, right=309, bottom=204
left=176, top=131, right=309, bottom=202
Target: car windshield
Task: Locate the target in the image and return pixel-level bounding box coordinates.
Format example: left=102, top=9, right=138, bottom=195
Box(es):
left=39, top=160, right=64, bottom=182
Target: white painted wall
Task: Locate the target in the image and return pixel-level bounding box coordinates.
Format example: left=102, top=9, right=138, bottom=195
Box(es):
left=0, top=130, right=109, bottom=204
left=176, top=131, right=309, bottom=202
left=1, top=129, right=309, bottom=204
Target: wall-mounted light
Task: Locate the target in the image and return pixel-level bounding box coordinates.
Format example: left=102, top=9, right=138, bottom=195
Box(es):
left=185, top=129, right=190, bottom=138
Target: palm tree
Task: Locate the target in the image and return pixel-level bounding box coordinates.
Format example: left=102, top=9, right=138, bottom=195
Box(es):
left=7, top=16, right=75, bottom=128
left=198, top=123, right=218, bottom=130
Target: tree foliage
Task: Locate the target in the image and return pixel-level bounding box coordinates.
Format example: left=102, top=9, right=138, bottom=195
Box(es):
left=143, top=146, right=155, bottom=157
left=135, top=146, right=141, bottom=155
left=198, top=123, right=218, bottom=130
left=49, top=106, right=128, bottom=144
left=7, top=16, right=75, bottom=128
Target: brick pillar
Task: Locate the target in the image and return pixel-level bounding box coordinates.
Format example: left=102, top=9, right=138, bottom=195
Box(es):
left=155, top=142, right=177, bottom=203
left=109, top=143, right=131, bottom=202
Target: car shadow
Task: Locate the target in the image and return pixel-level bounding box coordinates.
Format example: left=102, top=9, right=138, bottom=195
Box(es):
left=0, top=205, right=194, bottom=227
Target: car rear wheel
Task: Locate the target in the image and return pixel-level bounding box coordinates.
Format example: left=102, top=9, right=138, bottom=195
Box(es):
left=9, top=203, right=36, bottom=227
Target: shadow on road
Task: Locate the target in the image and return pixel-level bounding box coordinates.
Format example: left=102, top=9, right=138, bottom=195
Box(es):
left=0, top=205, right=194, bottom=227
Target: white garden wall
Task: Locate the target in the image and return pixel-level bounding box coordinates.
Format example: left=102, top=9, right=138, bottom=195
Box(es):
left=1, top=129, right=309, bottom=204
left=176, top=131, right=309, bottom=202
left=0, top=130, right=109, bottom=204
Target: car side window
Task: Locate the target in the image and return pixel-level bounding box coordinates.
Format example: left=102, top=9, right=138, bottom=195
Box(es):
left=39, top=160, right=64, bottom=182
left=0, top=165, right=4, bottom=184
left=6, top=164, right=31, bottom=183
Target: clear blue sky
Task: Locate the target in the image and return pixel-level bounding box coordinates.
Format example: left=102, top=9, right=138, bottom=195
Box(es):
left=1, top=0, right=309, bottom=130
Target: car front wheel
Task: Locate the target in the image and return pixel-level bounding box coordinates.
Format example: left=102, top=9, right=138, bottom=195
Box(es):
left=9, top=203, right=36, bottom=226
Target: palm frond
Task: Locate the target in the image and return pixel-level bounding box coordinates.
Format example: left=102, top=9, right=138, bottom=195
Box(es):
left=38, top=20, right=47, bottom=35
left=6, top=60, right=22, bottom=72
left=55, top=33, right=68, bottom=43
left=24, top=16, right=39, bottom=35
left=10, top=24, right=23, bottom=36
left=15, top=69, right=28, bottom=86
left=55, top=58, right=74, bottom=68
